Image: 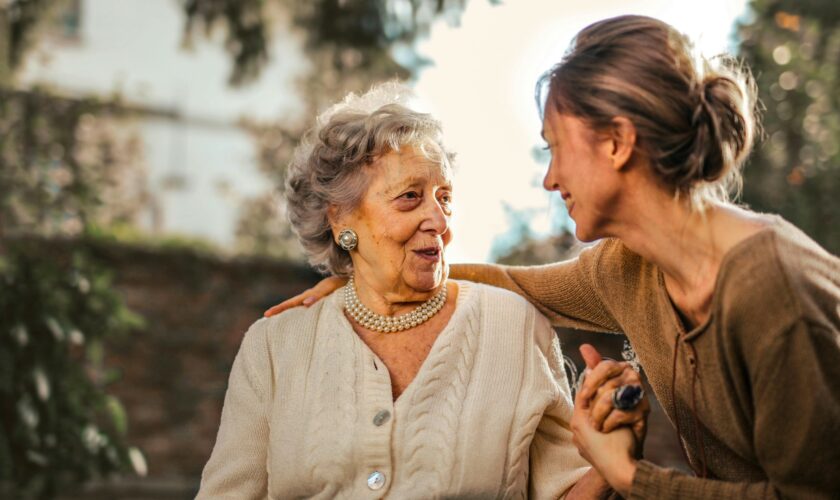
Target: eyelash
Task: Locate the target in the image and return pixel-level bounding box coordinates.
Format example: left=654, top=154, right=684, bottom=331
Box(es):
left=399, top=191, right=452, bottom=205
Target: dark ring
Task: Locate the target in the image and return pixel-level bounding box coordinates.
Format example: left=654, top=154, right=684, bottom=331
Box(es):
left=613, top=385, right=644, bottom=411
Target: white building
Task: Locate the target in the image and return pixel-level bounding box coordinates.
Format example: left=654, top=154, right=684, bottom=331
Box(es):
left=19, top=0, right=308, bottom=248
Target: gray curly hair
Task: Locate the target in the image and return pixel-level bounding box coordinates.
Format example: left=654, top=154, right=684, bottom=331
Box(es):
left=285, top=82, right=455, bottom=277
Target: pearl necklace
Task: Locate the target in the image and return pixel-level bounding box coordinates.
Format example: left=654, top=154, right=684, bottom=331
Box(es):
left=343, top=276, right=447, bottom=333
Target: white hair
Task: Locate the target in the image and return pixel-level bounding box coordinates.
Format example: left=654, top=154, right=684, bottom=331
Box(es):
left=285, top=82, right=454, bottom=276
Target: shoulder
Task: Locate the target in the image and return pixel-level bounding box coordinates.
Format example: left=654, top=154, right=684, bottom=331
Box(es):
left=457, top=280, right=556, bottom=347
left=242, top=290, right=343, bottom=356
left=764, top=218, right=840, bottom=295
left=583, top=238, right=656, bottom=285
left=461, top=280, right=539, bottom=319
left=717, top=216, right=840, bottom=339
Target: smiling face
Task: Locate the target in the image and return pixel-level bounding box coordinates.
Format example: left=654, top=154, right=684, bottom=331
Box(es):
left=541, top=107, right=625, bottom=242
left=333, top=146, right=453, bottom=301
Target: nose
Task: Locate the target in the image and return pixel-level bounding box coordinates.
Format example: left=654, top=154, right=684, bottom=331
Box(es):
left=419, top=197, right=450, bottom=235
left=542, top=161, right=561, bottom=192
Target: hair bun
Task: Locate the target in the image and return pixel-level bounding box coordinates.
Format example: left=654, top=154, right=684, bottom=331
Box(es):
left=685, top=66, right=756, bottom=187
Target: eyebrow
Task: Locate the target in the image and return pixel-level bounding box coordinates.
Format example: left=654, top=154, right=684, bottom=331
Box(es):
left=387, top=176, right=452, bottom=196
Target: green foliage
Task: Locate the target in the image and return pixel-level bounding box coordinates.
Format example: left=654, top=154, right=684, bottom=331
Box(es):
left=84, top=222, right=222, bottom=257
left=1, top=15, right=149, bottom=496
left=182, top=0, right=479, bottom=84
left=738, top=0, right=840, bottom=254
left=0, top=242, right=145, bottom=499
left=182, top=0, right=269, bottom=86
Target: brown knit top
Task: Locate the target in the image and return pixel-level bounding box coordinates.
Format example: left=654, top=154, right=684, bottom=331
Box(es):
left=452, top=216, right=840, bottom=499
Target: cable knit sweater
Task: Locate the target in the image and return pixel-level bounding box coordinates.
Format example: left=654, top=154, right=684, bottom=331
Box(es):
left=196, top=281, right=590, bottom=499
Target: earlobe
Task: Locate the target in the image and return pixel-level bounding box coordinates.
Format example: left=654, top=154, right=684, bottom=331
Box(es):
left=610, top=117, right=637, bottom=171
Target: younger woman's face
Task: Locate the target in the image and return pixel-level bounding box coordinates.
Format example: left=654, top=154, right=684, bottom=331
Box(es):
left=541, top=107, right=624, bottom=242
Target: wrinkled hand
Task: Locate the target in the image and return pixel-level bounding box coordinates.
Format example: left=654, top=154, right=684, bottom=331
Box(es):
left=263, top=276, right=346, bottom=317
left=576, top=344, right=650, bottom=446
left=564, top=468, right=612, bottom=500
left=572, top=345, right=641, bottom=497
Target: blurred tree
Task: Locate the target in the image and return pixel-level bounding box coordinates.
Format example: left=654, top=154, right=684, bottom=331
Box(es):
left=181, top=0, right=486, bottom=85
left=0, top=89, right=149, bottom=240
left=739, top=0, right=840, bottom=254
left=0, top=245, right=145, bottom=499
left=1, top=2, right=150, bottom=497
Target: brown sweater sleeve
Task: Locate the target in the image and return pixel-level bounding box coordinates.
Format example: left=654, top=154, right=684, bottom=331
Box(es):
left=631, top=319, right=840, bottom=500
left=451, top=242, right=621, bottom=333
left=630, top=460, right=774, bottom=499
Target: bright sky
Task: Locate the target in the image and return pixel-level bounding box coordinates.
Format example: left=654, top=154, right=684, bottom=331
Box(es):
left=412, top=0, right=748, bottom=263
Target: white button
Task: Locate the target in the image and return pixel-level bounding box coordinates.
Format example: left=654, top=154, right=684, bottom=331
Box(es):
left=367, top=471, right=386, bottom=490
left=373, top=410, right=390, bottom=426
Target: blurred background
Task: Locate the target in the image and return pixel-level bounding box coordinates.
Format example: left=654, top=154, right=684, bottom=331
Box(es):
left=1, top=0, right=837, bottom=498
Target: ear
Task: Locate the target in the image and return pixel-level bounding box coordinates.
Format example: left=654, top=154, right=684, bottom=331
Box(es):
left=608, top=116, right=637, bottom=171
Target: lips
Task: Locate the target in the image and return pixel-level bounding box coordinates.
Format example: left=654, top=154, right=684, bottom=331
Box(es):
left=413, top=246, right=442, bottom=262
left=560, top=191, right=575, bottom=216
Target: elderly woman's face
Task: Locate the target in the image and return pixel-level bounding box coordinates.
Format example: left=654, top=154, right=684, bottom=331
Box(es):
left=337, top=147, right=453, bottom=296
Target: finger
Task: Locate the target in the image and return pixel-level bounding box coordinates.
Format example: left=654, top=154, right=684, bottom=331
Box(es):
left=589, top=386, right=623, bottom=430
left=578, top=360, right=629, bottom=407
left=588, top=375, right=627, bottom=426
left=601, top=381, right=650, bottom=432
left=263, top=296, right=305, bottom=317
left=579, top=344, right=603, bottom=369
left=601, top=407, right=644, bottom=433
left=618, top=364, right=643, bottom=385
left=573, top=387, right=589, bottom=419
left=628, top=399, right=651, bottom=444
left=600, top=401, right=648, bottom=432
left=317, top=276, right=347, bottom=294
left=633, top=417, right=648, bottom=446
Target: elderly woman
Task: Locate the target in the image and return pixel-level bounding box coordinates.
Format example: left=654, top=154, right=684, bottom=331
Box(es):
left=196, top=85, right=598, bottom=498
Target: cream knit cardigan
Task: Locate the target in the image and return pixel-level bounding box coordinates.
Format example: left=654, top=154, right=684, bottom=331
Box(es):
left=196, top=281, right=590, bottom=499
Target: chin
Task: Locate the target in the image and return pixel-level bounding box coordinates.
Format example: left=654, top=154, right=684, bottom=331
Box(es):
left=573, top=224, right=600, bottom=243
left=407, top=265, right=447, bottom=292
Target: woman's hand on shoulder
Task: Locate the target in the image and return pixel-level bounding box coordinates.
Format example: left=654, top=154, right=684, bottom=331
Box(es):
left=263, top=276, right=347, bottom=317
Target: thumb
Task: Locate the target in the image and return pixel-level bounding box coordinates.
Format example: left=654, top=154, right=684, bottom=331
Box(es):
left=579, top=343, right=603, bottom=370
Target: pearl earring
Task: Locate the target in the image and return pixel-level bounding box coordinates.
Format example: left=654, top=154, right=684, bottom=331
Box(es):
left=337, top=229, right=358, bottom=251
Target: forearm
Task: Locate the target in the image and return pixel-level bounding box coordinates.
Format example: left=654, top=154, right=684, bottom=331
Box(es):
left=451, top=260, right=620, bottom=333
left=629, top=460, right=777, bottom=500
left=564, top=468, right=613, bottom=500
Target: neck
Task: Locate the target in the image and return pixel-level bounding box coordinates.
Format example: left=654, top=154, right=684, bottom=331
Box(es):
left=612, top=192, right=722, bottom=295
left=603, top=184, right=768, bottom=326
left=351, top=273, right=443, bottom=317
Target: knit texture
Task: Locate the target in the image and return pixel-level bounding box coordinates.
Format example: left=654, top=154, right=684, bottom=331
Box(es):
left=196, top=281, right=590, bottom=499
left=454, top=216, right=840, bottom=499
